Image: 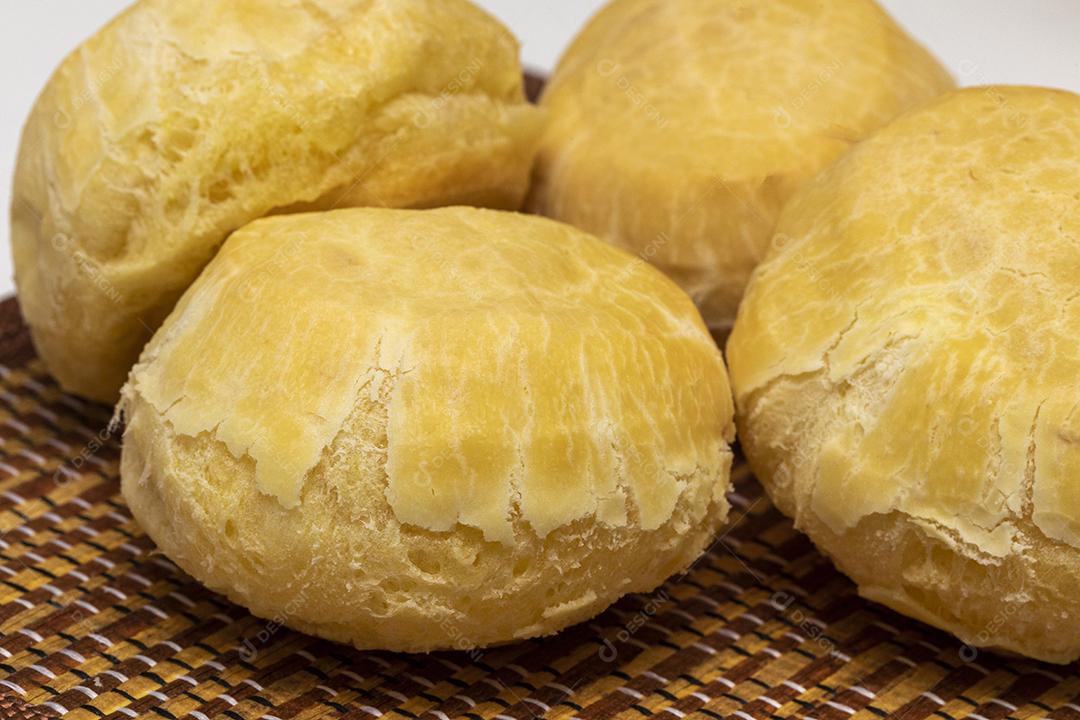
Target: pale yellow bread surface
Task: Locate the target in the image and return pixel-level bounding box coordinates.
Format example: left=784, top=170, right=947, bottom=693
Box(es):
left=12, top=0, right=543, bottom=403
left=728, top=86, right=1080, bottom=663
left=530, top=0, right=954, bottom=331
left=119, top=207, right=735, bottom=651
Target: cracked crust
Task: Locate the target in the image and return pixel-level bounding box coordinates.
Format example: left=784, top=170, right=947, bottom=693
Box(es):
left=528, top=0, right=954, bottom=331
left=727, top=86, right=1080, bottom=663
left=11, top=0, right=544, bottom=403
left=119, top=207, right=735, bottom=651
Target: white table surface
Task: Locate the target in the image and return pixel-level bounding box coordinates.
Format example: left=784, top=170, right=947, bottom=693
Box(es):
left=2, top=0, right=1079, bottom=298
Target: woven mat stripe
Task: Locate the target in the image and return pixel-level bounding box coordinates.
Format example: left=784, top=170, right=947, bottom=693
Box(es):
left=2, top=590, right=232, bottom=710
left=0, top=388, right=112, bottom=445
left=531, top=523, right=837, bottom=718
left=0, top=539, right=157, bottom=641
left=0, top=444, right=115, bottom=498
left=640, top=636, right=809, bottom=719
left=684, top=622, right=893, bottom=718
left=0, top=521, right=158, bottom=616
left=419, top=532, right=759, bottom=716
left=0, top=481, right=131, bottom=567
left=805, top=646, right=940, bottom=719
left=668, top=595, right=895, bottom=718
left=887, top=665, right=991, bottom=720
left=0, top=367, right=111, bottom=429
left=234, top=653, right=381, bottom=720
left=29, top=589, right=239, bottom=685
left=248, top=650, right=449, bottom=719
left=1051, top=693, right=1080, bottom=720
left=575, top=527, right=1000, bottom=720
left=0, top=557, right=186, bottom=665
left=0, top=697, right=54, bottom=720
left=0, top=427, right=113, bottom=474
left=90, top=634, right=346, bottom=719
left=980, top=672, right=1080, bottom=720
left=135, top=642, right=333, bottom=720
left=379, top=645, right=546, bottom=717
left=74, top=615, right=244, bottom=716
left=382, top=652, right=514, bottom=717
left=969, top=672, right=1057, bottom=718
left=423, top=642, right=596, bottom=716
left=1, top=537, right=252, bottom=708
left=0, top=468, right=113, bottom=521
left=174, top=641, right=506, bottom=720
left=367, top=649, right=515, bottom=715
left=347, top=648, right=486, bottom=713
left=110, top=648, right=321, bottom=720
left=337, top=649, right=470, bottom=706
left=313, top=652, right=470, bottom=718
left=574, top=524, right=842, bottom=716
left=8, top=421, right=113, bottom=463
left=420, top=634, right=599, bottom=716
left=422, top=631, right=601, bottom=717
left=0, top=538, right=182, bottom=635
left=800, top=636, right=946, bottom=718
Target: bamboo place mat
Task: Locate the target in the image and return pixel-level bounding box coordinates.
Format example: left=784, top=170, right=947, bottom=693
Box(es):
left=0, top=300, right=1077, bottom=720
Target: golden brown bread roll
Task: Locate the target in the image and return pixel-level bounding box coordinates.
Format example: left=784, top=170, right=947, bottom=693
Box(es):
left=12, top=0, right=543, bottom=403
left=529, top=0, right=954, bottom=331
left=119, top=206, right=736, bottom=651
left=728, top=86, right=1080, bottom=663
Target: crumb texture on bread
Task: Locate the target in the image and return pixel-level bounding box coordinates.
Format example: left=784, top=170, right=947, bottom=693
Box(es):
left=13, top=0, right=544, bottom=402
left=120, top=207, right=735, bottom=651
left=530, top=0, right=954, bottom=331
left=727, top=87, right=1080, bottom=664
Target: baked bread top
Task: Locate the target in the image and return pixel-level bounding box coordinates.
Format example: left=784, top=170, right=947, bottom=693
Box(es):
left=531, top=0, right=954, bottom=330
left=13, top=0, right=543, bottom=402
left=119, top=207, right=735, bottom=650
left=124, top=206, right=735, bottom=540
left=728, top=86, right=1080, bottom=662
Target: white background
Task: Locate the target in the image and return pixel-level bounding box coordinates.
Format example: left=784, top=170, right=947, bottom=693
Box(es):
left=2, top=1, right=1080, bottom=297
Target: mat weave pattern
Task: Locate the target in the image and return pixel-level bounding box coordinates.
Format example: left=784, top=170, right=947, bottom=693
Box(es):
left=0, top=300, right=1078, bottom=719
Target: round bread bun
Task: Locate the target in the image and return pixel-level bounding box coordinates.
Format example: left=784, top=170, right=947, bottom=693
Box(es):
left=12, top=0, right=543, bottom=404
left=529, top=0, right=954, bottom=332
left=118, top=206, right=735, bottom=652
left=727, top=86, right=1080, bottom=664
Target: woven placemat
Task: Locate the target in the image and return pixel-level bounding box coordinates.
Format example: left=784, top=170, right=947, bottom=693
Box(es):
left=0, top=297, right=1077, bottom=720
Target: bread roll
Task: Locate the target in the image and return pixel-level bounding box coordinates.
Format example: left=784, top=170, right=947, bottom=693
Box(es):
left=529, top=0, right=954, bottom=331
left=12, top=0, right=543, bottom=403
left=119, top=207, right=735, bottom=651
left=728, top=87, right=1080, bottom=664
